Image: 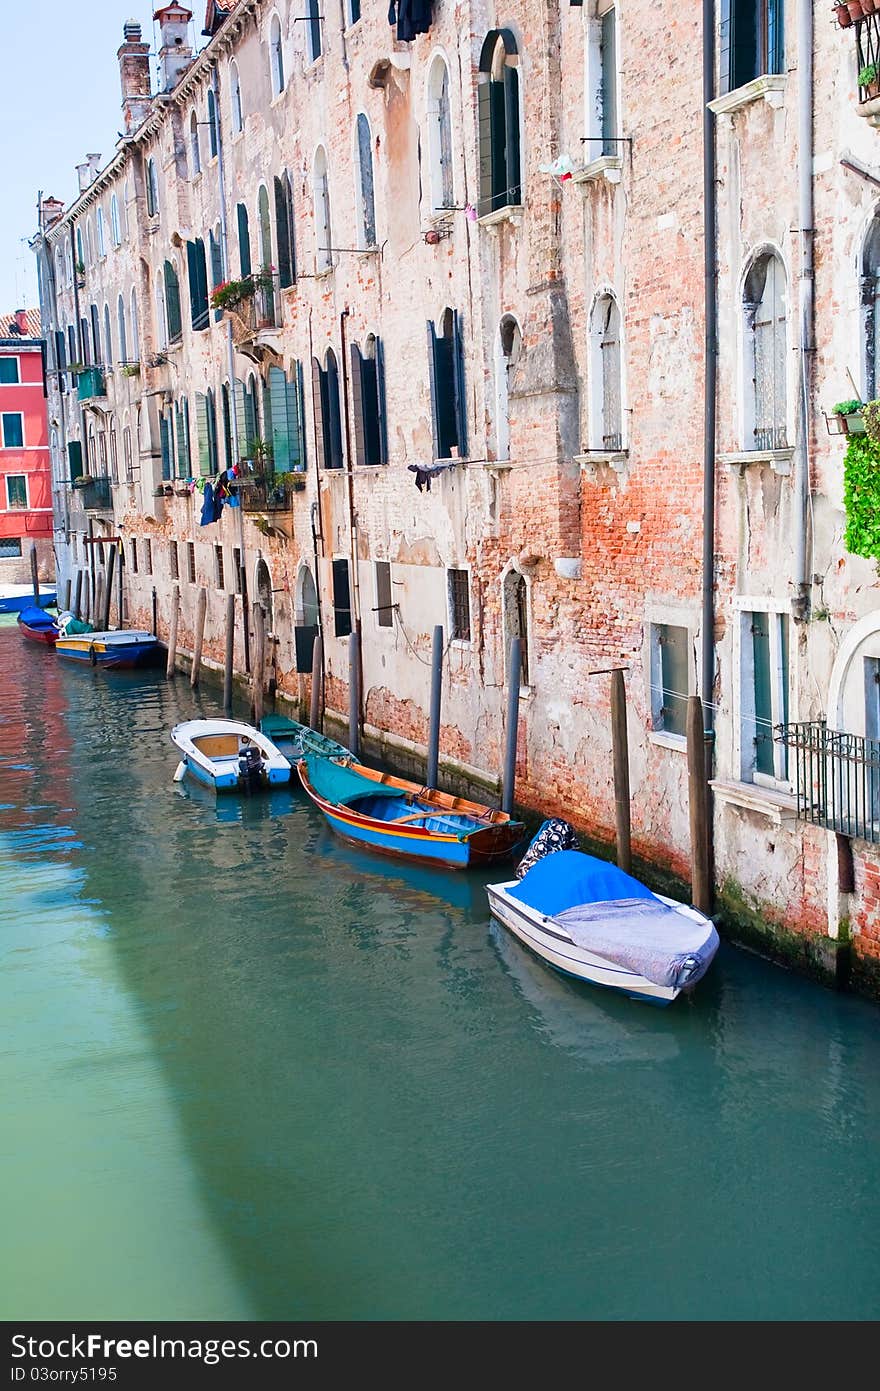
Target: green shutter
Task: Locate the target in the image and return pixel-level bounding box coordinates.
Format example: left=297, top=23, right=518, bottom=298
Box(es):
left=195, top=392, right=210, bottom=476
left=237, top=204, right=252, bottom=277
left=160, top=413, right=172, bottom=480
left=294, top=360, right=307, bottom=472
left=233, top=379, right=248, bottom=456
left=752, top=612, right=774, bottom=775
left=452, top=310, right=468, bottom=458
left=269, top=364, right=290, bottom=470
left=375, top=336, right=388, bottom=465
left=288, top=367, right=305, bottom=472
left=311, top=357, right=327, bottom=469
left=68, top=439, right=84, bottom=482
left=175, top=401, right=189, bottom=477
left=350, top=342, right=366, bottom=469
left=490, top=81, right=507, bottom=212
left=165, top=261, right=182, bottom=342
left=477, top=81, right=494, bottom=217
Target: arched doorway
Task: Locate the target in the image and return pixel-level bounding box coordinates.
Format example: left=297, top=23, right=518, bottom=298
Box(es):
left=255, top=557, right=273, bottom=629
left=294, top=563, right=320, bottom=673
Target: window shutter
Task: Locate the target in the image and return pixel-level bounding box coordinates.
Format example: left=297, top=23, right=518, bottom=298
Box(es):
left=503, top=66, right=521, bottom=205
left=165, top=261, right=181, bottom=342
left=427, top=320, right=440, bottom=460
left=600, top=11, right=617, bottom=155
left=175, top=401, right=188, bottom=477
left=350, top=342, right=366, bottom=469
left=490, top=81, right=508, bottom=213
left=233, top=379, right=248, bottom=456
left=68, top=439, right=84, bottom=482
left=332, top=558, right=352, bottom=638
left=327, top=358, right=344, bottom=470
left=293, top=361, right=307, bottom=471
left=452, top=310, right=468, bottom=458
left=768, top=0, right=783, bottom=75
left=311, top=357, right=327, bottom=470
left=210, top=232, right=223, bottom=321
left=269, top=364, right=291, bottom=470
left=275, top=177, right=293, bottom=288
left=195, top=391, right=210, bottom=475
left=237, top=204, right=252, bottom=277
left=376, top=336, right=388, bottom=465
left=477, top=81, right=494, bottom=217
left=719, top=0, right=732, bottom=96
left=160, top=413, right=172, bottom=481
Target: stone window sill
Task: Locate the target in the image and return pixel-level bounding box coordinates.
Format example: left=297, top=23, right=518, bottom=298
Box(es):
left=720, top=447, right=793, bottom=475
left=576, top=449, right=628, bottom=477
left=711, top=778, right=798, bottom=824
left=570, top=155, right=623, bottom=186
left=649, top=731, right=687, bottom=753
left=478, top=204, right=524, bottom=229
left=707, top=74, right=787, bottom=116
left=858, top=93, right=880, bottom=128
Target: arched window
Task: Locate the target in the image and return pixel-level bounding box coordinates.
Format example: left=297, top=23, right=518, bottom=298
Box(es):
left=503, top=568, right=530, bottom=689
left=495, top=315, right=522, bottom=462
left=350, top=333, right=387, bottom=466
left=117, top=295, right=127, bottom=364
left=274, top=174, right=296, bottom=287
left=54, top=247, right=64, bottom=291
left=270, top=13, right=285, bottom=95
left=589, top=293, right=623, bottom=450
left=103, top=303, right=112, bottom=366
left=86, top=218, right=95, bottom=266
left=296, top=564, right=320, bottom=628
left=207, top=89, right=219, bottom=159
left=230, top=60, right=243, bottom=134
left=130, top=287, right=140, bottom=359
left=90, top=303, right=101, bottom=364
left=237, top=203, right=252, bottom=277
left=205, top=388, right=219, bottom=474
left=427, top=56, right=454, bottom=213
left=862, top=215, right=880, bottom=400
left=155, top=270, right=168, bottom=351
left=110, top=194, right=121, bottom=247
left=190, top=111, right=201, bottom=176
left=96, top=206, right=106, bottom=258
left=146, top=158, right=159, bottom=218
left=355, top=114, right=377, bottom=249
left=477, top=31, right=522, bottom=217
left=76, top=226, right=85, bottom=273
left=307, top=0, right=322, bottom=62
left=743, top=251, right=787, bottom=451
left=313, top=146, right=332, bottom=273
left=65, top=244, right=73, bottom=286
left=312, top=348, right=344, bottom=469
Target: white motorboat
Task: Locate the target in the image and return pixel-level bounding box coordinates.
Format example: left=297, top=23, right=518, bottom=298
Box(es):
left=170, top=718, right=292, bottom=793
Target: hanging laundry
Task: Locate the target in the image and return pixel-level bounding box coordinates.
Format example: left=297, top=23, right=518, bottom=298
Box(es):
left=407, top=461, right=457, bottom=493
left=199, top=481, right=224, bottom=525
left=387, top=0, right=433, bottom=43
left=539, top=154, right=575, bottom=182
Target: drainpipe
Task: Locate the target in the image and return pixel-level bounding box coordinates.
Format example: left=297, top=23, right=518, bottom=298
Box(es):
left=212, top=64, right=250, bottom=672
left=793, top=0, right=814, bottom=623
left=701, top=0, right=717, bottom=726
left=339, top=307, right=362, bottom=634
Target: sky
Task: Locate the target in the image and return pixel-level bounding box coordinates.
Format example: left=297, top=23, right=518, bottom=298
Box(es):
left=0, top=2, right=202, bottom=316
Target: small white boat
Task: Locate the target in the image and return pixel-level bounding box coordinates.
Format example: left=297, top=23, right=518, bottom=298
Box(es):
left=487, top=827, right=719, bottom=1006
left=170, top=718, right=292, bottom=793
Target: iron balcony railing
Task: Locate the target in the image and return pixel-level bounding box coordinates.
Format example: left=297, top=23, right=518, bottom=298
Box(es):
left=856, top=11, right=880, bottom=105
left=781, top=720, right=880, bottom=843
left=76, top=367, right=106, bottom=401
left=71, top=476, right=113, bottom=511
left=236, top=474, right=304, bottom=512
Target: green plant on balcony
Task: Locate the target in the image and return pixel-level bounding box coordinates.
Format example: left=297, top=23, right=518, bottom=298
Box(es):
left=72, top=475, right=95, bottom=488
left=830, top=398, right=865, bottom=435
left=844, top=428, right=880, bottom=561
left=210, top=277, right=253, bottom=311
left=859, top=63, right=880, bottom=100
left=121, top=362, right=141, bottom=377
left=243, top=437, right=273, bottom=472
left=68, top=361, right=86, bottom=375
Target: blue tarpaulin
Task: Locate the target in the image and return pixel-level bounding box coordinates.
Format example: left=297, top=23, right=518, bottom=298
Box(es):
left=508, top=850, right=657, bottom=917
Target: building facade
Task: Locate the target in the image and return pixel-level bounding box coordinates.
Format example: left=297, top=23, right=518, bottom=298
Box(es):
left=0, top=310, right=53, bottom=587
left=30, top=0, right=880, bottom=994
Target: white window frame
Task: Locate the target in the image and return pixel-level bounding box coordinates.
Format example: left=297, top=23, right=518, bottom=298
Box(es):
left=426, top=52, right=455, bottom=216
left=190, top=112, right=201, bottom=177
left=734, top=597, right=792, bottom=790
left=230, top=60, right=243, bottom=134
left=646, top=613, right=695, bottom=750
left=0, top=356, right=20, bottom=385
left=110, top=194, right=122, bottom=247
left=739, top=245, right=790, bottom=454
left=1, top=411, right=25, bottom=449
left=588, top=288, right=626, bottom=452
left=313, top=146, right=333, bottom=273
left=96, top=206, right=106, bottom=259
left=269, top=12, right=285, bottom=97
left=5, top=472, right=28, bottom=509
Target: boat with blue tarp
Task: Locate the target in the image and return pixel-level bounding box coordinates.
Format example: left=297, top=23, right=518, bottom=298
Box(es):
left=16, top=605, right=60, bottom=645
left=0, top=584, right=56, bottom=614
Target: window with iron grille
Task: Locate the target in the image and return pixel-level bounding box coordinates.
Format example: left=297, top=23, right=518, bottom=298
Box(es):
left=448, top=568, right=471, bottom=641
left=187, top=541, right=196, bottom=585
left=144, top=537, right=152, bottom=576
left=651, top=623, right=689, bottom=738
left=215, top=545, right=225, bottom=591
left=169, top=540, right=179, bottom=582
left=0, top=537, right=22, bottom=558
left=129, top=538, right=138, bottom=574
left=375, top=561, right=393, bottom=628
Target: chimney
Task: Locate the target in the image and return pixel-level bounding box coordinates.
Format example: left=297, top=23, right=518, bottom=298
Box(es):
left=153, top=5, right=194, bottom=93
left=75, top=154, right=102, bottom=192
left=13, top=310, right=29, bottom=336
left=118, top=20, right=152, bottom=135
left=40, top=196, right=65, bottom=228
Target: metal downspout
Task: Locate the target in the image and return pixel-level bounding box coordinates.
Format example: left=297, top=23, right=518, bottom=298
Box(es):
left=701, top=0, right=717, bottom=726
left=794, top=0, right=815, bottom=622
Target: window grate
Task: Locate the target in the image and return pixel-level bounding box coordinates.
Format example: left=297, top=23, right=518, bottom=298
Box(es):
left=781, top=721, right=880, bottom=842
left=448, top=568, right=471, bottom=641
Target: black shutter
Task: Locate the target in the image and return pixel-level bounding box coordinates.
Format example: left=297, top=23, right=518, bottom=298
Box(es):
left=332, top=558, right=352, bottom=638
left=327, top=356, right=343, bottom=470
left=311, top=357, right=327, bottom=469
left=427, top=320, right=441, bottom=460
left=375, top=336, right=388, bottom=465
left=452, top=310, right=468, bottom=458
left=477, top=81, right=494, bottom=217
left=350, top=342, right=366, bottom=469
left=503, top=66, right=521, bottom=206
left=490, top=81, right=507, bottom=212
left=274, top=177, right=292, bottom=288
left=68, top=440, right=83, bottom=482
left=362, top=356, right=381, bottom=466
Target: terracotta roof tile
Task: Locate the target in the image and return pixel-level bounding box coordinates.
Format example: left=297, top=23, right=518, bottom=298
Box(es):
left=0, top=308, right=41, bottom=339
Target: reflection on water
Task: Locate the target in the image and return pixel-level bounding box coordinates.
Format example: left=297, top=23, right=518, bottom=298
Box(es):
left=2, top=631, right=880, bottom=1320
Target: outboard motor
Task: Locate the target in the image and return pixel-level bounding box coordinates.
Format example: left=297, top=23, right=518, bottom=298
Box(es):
left=238, top=739, right=265, bottom=792
left=514, top=818, right=580, bottom=880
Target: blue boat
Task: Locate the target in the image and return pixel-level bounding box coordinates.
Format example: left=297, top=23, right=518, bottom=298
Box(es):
left=297, top=754, right=524, bottom=869
left=0, top=584, right=57, bottom=614
left=54, top=629, right=162, bottom=669
left=17, top=605, right=60, bottom=645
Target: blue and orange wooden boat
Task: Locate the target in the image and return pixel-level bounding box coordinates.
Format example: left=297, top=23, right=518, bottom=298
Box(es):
left=54, top=628, right=162, bottom=670
left=297, top=754, right=525, bottom=869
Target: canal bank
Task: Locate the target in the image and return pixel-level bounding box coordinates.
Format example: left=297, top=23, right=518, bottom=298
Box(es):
left=3, top=628, right=880, bottom=1320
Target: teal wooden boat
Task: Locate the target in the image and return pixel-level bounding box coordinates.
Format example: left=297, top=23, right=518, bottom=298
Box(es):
left=259, top=714, right=351, bottom=764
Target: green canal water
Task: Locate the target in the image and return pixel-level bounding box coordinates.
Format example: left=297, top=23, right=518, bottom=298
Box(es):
left=2, top=625, right=880, bottom=1321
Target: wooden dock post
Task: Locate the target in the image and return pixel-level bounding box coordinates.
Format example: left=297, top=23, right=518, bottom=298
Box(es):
left=62, top=576, right=71, bottom=612
left=252, top=601, right=266, bottom=724
left=72, top=570, right=83, bottom=619
left=166, top=582, right=180, bottom=679
left=95, top=574, right=105, bottom=631
left=611, top=668, right=632, bottom=874
left=426, top=625, right=443, bottom=790
left=191, top=586, right=207, bottom=689
left=151, top=586, right=158, bottom=637
left=309, top=632, right=323, bottom=732
left=29, top=544, right=39, bottom=605
left=687, top=694, right=713, bottom=914
left=101, top=548, right=115, bottom=631
left=502, top=637, right=522, bottom=815
left=87, top=521, right=96, bottom=613
left=116, top=544, right=123, bottom=627
left=223, top=593, right=235, bottom=713
left=348, top=628, right=361, bottom=758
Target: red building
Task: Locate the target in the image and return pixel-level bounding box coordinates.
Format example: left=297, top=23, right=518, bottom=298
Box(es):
left=0, top=309, right=54, bottom=586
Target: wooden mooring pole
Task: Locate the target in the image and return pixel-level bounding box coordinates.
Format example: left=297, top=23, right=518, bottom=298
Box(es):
left=166, top=582, right=180, bottom=679
left=309, top=632, right=323, bottom=732
left=502, top=637, right=522, bottom=816
left=191, top=586, right=207, bottom=689
left=348, top=627, right=361, bottom=758
left=116, top=544, right=123, bottom=628
left=62, top=576, right=71, bottom=612
left=687, top=694, right=713, bottom=914
left=223, top=593, right=235, bottom=713
left=72, top=570, right=82, bottom=619
left=95, top=574, right=105, bottom=631
left=29, top=544, right=39, bottom=605
left=252, top=602, right=266, bottom=724
left=426, top=625, right=443, bottom=790
left=151, top=586, right=158, bottom=637
left=610, top=668, right=632, bottom=874
left=101, top=548, right=115, bottom=631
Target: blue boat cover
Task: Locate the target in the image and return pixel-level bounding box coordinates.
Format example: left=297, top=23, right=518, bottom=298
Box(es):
left=304, top=754, right=400, bottom=806
left=508, top=849, right=657, bottom=916
left=17, top=606, right=57, bottom=631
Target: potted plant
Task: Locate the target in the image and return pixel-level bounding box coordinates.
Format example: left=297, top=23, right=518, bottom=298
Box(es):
left=72, top=474, right=95, bottom=488
left=290, top=472, right=307, bottom=492
left=245, top=437, right=274, bottom=473
left=68, top=361, right=86, bottom=375
left=836, top=1, right=853, bottom=24
left=210, top=277, right=256, bottom=312
left=863, top=0, right=877, bottom=13
left=859, top=62, right=880, bottom=99
left=832, top=398, right=865, bottom=434
left=847, top=0, right=865, bottom=19
left=121, top=361, right=141, bottom=377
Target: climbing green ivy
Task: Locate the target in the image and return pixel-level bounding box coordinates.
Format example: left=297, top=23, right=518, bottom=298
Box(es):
left=843, top=430, right=880, bottom=562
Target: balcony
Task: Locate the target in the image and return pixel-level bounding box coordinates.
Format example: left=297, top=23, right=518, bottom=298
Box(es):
left=781, top=720, right=880, bottom=843
left=852, top=8, right=880, bottom=124
left=218, top=272, right=284, bottom=361
left=77, top=367, right=106, bottom=402
left=235, top=473, right=305, bottom=512
left=71, top=476, right=113, bottom=511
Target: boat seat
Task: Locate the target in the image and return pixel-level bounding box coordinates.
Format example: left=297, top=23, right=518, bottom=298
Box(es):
left=194, top=734, right=241, bottom=757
